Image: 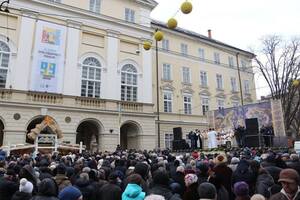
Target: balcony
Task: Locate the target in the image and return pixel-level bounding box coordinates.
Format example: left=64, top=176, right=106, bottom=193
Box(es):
left=0, top=89, right=153, bottom=114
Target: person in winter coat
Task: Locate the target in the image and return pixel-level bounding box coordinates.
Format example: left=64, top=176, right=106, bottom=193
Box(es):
left=0, top=169, right=19, bottom=200
left=53, top=164, right=71, bottom=192
left=74, top=173, right=95, bottom=200
left=171, top=166, right=185, bottom=196
left=183, top=174, right=199, bottom=200
left=269, top=169, right=300, bottom=200
left=11, top=178, right=33, bottom=200
left=98, top=171, right=122, bottom=200
left=31, top=178, right=59, bottom=200
left=234, top=181, right=251, bottom=200
left=122, top=174, right=146, bottom=200
left=148, top=170, right=181, bottom=200
left=255, top=168, right=274, bottom=199
left=58, top=186, right=83, bottom=200
left=19, top=165, right=38, bottom=195
left=197, top=182, right=217, bottom=200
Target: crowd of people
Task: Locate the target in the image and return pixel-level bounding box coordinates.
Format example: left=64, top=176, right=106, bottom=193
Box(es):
left=0, top=146, right=300, bottom=200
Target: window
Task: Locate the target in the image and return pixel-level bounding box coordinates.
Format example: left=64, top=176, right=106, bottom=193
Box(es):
left=163, top=91, right=172, bottom=112
left=89, top=0, right=101, bottom=13
left=183, top=95, right=192, bottom=114
left=81, top=57, right=102, bottom=98
left=121, top=64, right=138, bottom=101
left=200, top=71, right=208, bottom=87
left=241, top=60, right=247, bottom=68
left=162, top=39, right=169, bottom=51
left=228, top=56, right=234, bottom=68
left=201, top=97, right=209, bottom=116
left=217, top=99, right=225, bottom=110
left=165, top=133, right=174, bottom=149
left=232, top=101, right=239, bottom=107
left=125, top=8, right=135, bottom=23
left=216, top=74, right=223, bottom=90
left=214, top=52, right=220, bottom=64
left=244, top=80, right=250, bottom=94
left=0, top=41, right=10, bottom=88
left=181, top=43, right=188, bottom=56
left=230, top=77, right=237, bottom=92
left=162, top=63, right=171, bottom=80
left=198, top=48, right=205, bottom=60
left=182, top=67, right=191, bottom=84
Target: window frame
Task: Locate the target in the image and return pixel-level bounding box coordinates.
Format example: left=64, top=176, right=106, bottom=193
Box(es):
left=180, top=43, right=188, bottom=56
left=121, top=64, right=138, bottom=102
left=125, top=8, right=135, bottom=23
left=0, top=41, right=10, bottom=88
left=200, top=71, right=208, bottom=87
left=89, top=0, right=101, bottom=13
left=182, top=67, right=191, bottom=84
left=230, top=77, right=237, bottom=92
left=163, top=90, right=173, bottom=113
left=214, top=52, right=220, bottom=65
left=162, top=63, right=171, bottom=81
left=201, top=96, right=209, bottom=116
left=216, top=74, right=223, bottom=90
left=183, top=94, right=192, bottom=115
left=162, top=39, right=169, bottom=51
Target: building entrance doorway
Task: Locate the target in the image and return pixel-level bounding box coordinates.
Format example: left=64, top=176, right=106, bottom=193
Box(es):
left=120, top=122, right=140, bottom=150
left=76, top=120, right=100, bottom=152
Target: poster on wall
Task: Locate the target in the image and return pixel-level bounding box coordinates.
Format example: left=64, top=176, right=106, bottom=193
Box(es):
left=30, top=21, right=67, bottom=93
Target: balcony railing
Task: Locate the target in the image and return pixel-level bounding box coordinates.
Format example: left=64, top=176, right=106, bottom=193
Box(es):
left=75, top=97, right=106, bottom=109
left=27, top=92, right=63, bottom=104
left=0, top=89, right=12, bottom=100
left=121, top=102, right=143, bottom=112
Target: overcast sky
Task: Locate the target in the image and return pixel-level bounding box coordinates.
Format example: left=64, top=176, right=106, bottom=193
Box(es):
left=150, top=0, right=300, bottom=99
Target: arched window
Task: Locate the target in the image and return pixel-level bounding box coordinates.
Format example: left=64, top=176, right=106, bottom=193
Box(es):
left=121, top=64, right=138, bottom=101
left=81, top=57, right=101, bottom=98
left=0, top=41, right=10, bottom=88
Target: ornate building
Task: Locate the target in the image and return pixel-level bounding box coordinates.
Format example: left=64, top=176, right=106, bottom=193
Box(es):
left=0, top=0, right=256, bottom=150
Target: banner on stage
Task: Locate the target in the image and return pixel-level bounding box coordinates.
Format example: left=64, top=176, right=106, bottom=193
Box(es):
left=30, top=21, right=67, bottom=93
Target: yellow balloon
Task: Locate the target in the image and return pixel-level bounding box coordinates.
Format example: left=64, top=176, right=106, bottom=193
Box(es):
left=143, top=41, right=151, bottom=50
left=167, top=18, right=178, bottom=29
left=154, top=31, right=164, bottom=41
left=292, top=80, right=300, bottom=87
left=181, top=1, right=193, bottom=14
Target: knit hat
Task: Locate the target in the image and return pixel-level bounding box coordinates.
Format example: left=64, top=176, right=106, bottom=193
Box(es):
left=214, top=154, right=228, bottom=165
left=144, top=194, right=165, bottom=200
left=184, top=173, right=198, bottom=187
left=19, top=178, right=33, bottom=194
left=250, top=194, right=265, bottom=200
left=176, top=166, right=185, bottom=173
left=234, top=181, right=249, bottom=197
left=278, top=168, right=300, bottom=184
left=153, top=170, right=169, bottom=186
left=230, top=157, right=240, bottom=164
left=134, top=163, right=149, bottom=180
left=58, top=186, right=82, bottom=200
left=197, top=182, right=217, bottom=199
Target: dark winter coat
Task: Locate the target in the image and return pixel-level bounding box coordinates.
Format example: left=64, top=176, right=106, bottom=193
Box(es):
left=31, top=178, right=59, bottom=200
left=213, top=163, right=233, bottom=195
left=255, top=172, right=274, bottom=198
left=0, top=177, right=19, bottom=200
left=264, top=166, right=282, bottom=184
left=74, top=178, right=95, bottom=200
left=232, top=160, right=256, bottom=194
left=183, top=182, right=199, bottom=200
left=171, top=171, right=186, bottom=196
left=98, top=183, right=122, bottom=200
left=11, top=191, right=32, bottom=200
left=270, top=191, right=300, bottom=200
left=148, top=184, right=182, bottom=200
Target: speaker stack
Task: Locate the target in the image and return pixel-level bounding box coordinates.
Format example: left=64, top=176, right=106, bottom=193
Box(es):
left=172, top=127, right=188, bottom=150
left=245, top=118, right=260, bottom=147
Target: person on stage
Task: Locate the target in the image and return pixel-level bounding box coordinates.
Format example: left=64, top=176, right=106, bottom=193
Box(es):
left=196, top=129, right=202, bottom=149
left=207, top=128, right=217, bottom=149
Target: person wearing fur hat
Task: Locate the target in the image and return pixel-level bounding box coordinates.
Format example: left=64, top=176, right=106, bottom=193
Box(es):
left=58, top=186, right=82, bottom=200
left=11, top=178, right=33, bottom=200
left=54, top=164, right=71, bottom=192
left=183, top=173, right=199, bottom=200
left=234, top=181, right=250, bottom=200
left=269, top=168, right=300, bottom=200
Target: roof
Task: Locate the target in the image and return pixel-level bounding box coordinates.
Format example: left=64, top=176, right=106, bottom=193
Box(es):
left=151, top=20, right=255, bottom=58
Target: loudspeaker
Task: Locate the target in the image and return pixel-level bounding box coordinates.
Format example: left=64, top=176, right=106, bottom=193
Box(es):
left=173, top=127, right=182, bottom=140
left=172, top=139, right=188, bottom=150
left=244, top=135, right=261, bottom=147
left=245, top=118, right=259, bottom=135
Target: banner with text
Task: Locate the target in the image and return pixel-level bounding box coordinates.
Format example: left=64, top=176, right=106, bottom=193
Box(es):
left=30, top=21, right=66, bottom=93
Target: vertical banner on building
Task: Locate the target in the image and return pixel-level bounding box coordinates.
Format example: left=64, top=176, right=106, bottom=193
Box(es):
left=271, top=99, right=286, bottom=136
left=30, top=21, right=66, bottom=93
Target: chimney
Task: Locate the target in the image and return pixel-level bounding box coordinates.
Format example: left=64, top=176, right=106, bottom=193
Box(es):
left=208, top=29, right=212, bottom=39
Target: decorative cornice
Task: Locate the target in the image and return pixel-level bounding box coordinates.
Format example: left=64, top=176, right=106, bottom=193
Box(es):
left=161, top=83, right=175, bottom=91
left=199, top=90, right=211, bottom=96
left=215, top=92, right=226, bottom=99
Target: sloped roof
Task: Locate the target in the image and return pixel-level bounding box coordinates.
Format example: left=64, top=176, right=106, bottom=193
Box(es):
left=151, top=20, right=255, bottom=57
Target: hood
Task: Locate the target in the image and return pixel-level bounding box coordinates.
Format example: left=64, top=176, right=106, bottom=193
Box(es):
left=38, top=178, right=58, bottom=197
left=122, top=184, right=145, bottom=200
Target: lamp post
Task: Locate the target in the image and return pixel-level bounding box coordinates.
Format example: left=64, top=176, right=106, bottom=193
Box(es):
left=156, top=38, right=161, bottom=148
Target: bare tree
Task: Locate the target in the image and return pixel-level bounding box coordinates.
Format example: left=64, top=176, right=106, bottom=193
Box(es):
left=254, top=35, right=300, bottom=136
